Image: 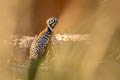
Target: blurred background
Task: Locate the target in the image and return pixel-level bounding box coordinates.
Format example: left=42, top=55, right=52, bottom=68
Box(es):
left=0, top=0, right=120, bottom=80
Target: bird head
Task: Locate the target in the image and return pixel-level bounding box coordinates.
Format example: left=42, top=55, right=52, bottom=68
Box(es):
left=46, top=17, right=58, bottom=32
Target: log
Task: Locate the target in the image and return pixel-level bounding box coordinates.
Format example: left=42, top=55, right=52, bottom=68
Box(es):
left=7, top=34, right=90, bottom=48
left=2, top=34, right=120, bottom=80
left=3, top=34, right=120, bottom=63
left=3, top=34, right=90, bottom=65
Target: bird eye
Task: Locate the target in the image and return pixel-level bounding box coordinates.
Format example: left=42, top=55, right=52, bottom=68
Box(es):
left=49, top=19, right=54, bottom=24
left=51, top=19, right=54, bottom=22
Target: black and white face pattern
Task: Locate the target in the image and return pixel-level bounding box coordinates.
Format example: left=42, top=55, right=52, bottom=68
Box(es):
left=47, top=17, right=58, bottom=32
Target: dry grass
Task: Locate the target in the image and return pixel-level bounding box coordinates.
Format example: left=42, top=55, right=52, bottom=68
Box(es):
left=0, top=0, right=120, bottom=80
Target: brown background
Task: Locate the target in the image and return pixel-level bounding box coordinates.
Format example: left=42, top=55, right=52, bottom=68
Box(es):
left=13, top=0, right=69, bottom=35
left=0, top=0, right=120, bottom=80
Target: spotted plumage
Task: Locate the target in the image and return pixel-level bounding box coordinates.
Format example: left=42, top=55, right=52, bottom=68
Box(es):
left=29, top=17, right=58, bottom=60
left=28, top=17, right=58, bottom=80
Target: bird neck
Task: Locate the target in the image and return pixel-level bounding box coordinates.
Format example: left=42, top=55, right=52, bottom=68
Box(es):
left=48, top=26, right=54, bottom=32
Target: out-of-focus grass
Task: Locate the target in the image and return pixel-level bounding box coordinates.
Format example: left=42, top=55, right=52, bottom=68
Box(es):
left=0, top=0, right=120, bottom=80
